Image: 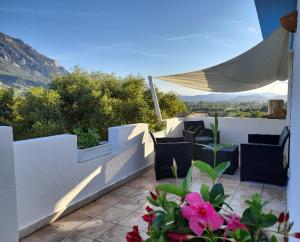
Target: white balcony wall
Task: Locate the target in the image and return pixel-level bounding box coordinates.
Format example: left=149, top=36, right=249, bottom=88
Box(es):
left=288, top=1, right=300, bottom=239
left=0, top=127, right=18, bottom=242
left=13, top=123, right=153, bottom=235
left=165, top=116, right=286, bottom=145
left=185, top=117, right=286, bottom=144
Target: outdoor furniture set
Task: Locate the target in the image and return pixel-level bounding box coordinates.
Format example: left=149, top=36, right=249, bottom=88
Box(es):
left=150, top=120, right=290, bottom=186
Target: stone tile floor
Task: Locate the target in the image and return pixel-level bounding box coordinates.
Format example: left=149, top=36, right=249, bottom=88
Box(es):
left=21, top=168, right=287, bottom=242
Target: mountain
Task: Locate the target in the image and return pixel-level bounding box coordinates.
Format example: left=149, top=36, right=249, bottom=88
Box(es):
left=181, top=93, right=287, bottom=103
left=0, top=32, right=68, bottom=88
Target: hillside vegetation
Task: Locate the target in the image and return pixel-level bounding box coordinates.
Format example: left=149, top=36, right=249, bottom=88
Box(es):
left=0, top=32, right=68, bottom=88
left=0, top=67, right=186, bottom=142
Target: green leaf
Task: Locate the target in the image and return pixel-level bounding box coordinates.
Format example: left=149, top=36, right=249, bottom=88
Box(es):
left=270, top=235, right=279, bottom=242
left=210, top=183, right=224, bottom=199
left=200, top=184, right=210, bottom=201
left=182, top=167, right=193, bottom=192
left=193, top=161, right=217, bottom=181
left=261, top=213, right=278, bottom=228
left=241, top=208, right=257, bottom=227
left=158, top=234, right=166, bottom=242
left=156, top=184, right=186, bottom=198
left=215, top=161, right=230, bottom=176
left=232, top=229, right=252, bottom=242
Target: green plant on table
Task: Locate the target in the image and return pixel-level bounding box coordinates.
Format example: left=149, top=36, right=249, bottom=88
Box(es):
left=73, top=127, right=100, bottom=149
left=193, top=113, right=231, bottom=210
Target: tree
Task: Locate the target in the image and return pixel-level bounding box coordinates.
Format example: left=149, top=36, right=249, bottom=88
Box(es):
left=2, top=67, right=187, bottom=141
left=14, top=87, right=64, bottom=139
left=0, top=87, right=15, bottom=125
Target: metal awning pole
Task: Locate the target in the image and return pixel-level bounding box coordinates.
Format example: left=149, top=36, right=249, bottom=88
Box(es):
left=148, top=76, right=163, bottom=122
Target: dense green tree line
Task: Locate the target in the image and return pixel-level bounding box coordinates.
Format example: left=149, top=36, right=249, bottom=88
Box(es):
left=0, top=67, right=186, bottom=142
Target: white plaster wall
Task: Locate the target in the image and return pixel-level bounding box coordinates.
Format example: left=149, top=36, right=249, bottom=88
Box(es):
left=165, top=117, right=184, bottom=137
left=14, top=123, right=153, bottom=231
left=288, top=0, right=300, bottom=238
left=0, top=127, right=18, bottom=242
left=166, top=116, right=286, bottom=145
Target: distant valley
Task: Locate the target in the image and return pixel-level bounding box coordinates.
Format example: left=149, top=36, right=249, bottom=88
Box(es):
left=180, top=93, right=287, bottom=103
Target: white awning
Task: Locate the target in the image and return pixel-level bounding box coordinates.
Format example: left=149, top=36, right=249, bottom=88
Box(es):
left=157, top=26, right=290, bottom=92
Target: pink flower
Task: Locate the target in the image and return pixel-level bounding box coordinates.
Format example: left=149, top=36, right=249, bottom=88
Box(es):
left=126, top=226, right=143, bottom=242
left=150, top=191, right=157, bottom=200
left=291, top=232, right=300, bottom=239
left=142, top=214, right=155, bottom=224
left=182, top=192, right=224, bottom=236
left=278, top=212, right=286, bottom=223
left=225, top=213, right=248, bottom=231
left=145, top=206, right=153, bottom=213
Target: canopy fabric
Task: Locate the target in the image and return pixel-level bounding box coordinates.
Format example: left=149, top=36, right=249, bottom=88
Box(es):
left=157, top=26, right=290, bottom=92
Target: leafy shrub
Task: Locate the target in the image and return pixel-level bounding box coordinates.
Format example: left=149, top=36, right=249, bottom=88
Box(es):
left=13, top=87, right=64, bottom=139
left=0, top=87, right=15, bottom=125
left=0, top=67, right=187, bottom=141
left=73, top=128, right=100, bottom=149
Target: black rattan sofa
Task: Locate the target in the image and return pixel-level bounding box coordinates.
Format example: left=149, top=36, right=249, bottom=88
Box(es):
left=150, top=132, right=192, bottom=180
left=182, top=121, right=220, bottom=159
left=240, top=126, right=290, bottom=186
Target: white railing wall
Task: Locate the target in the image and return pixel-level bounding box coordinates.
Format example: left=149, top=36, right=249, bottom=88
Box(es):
left=0, top=127, right=18, bottom=242
left=166, top=116, right=286, bottom=145
left=11, top=123, right=153, bottom=237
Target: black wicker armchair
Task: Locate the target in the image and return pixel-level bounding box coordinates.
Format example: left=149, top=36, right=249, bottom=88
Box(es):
left=150, top=132, right=192, bottom=180
left=183, top=121, right=220, bottom=160
left=240, top=126, right=290, bottom=186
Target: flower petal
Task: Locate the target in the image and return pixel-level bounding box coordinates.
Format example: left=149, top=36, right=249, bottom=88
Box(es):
left=189, top=216, right=205, bottom=236
left=182, top=205, right=197, bottom=219
left=185, top=192, right=203, bottom=206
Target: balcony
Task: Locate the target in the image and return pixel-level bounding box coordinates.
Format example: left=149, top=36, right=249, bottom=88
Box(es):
left=0, top=116, right=288, bottom=241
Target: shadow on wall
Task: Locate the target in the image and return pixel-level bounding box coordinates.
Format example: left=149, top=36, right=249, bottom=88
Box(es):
left=51, top=166, right=103, bottom=222
left=50, top=129, right=147, bottom=224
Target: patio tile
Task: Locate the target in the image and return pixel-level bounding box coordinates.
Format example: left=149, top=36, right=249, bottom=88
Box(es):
left=128, top=188, right=150, bottom=199
left=239, top=181, right=264, bottom=190
left=119, top=211, right=148, bottom=232
left=135, top=201, right=152, bottom=213
left=230, top=194, right=250, bottom=208
left=51, top=212, right=91, bottom=232
left=265, top=201, right=287, bottom=215
left=75, top=203, right=111, bottom=217
left=95, top=193, right=126, bottom=206
left=225, top=205, right=245, bottom=217
left=21, top=226, right=62, bottom=242
left=262, top=185, right=287, bottom=202
left=114, top=196, right=146, bottom=211
left=111, top=185, right=139, bottom=196
left=95, top=224, right=134, bottom=242
left=22, top=168, right=287, bottom=241
left=126, top=177, right=158, bottom=190
left=76, top=218, right=114, bottom=240
left=95, top=206, right=132, bottom=223
left=59, top=233, right=95, bottom=242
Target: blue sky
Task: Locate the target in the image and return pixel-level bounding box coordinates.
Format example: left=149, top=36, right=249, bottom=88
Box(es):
left=0, top=0, right=287, bottom=95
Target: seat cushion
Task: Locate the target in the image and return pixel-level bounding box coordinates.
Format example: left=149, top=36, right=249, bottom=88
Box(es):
left=194, top=136, right=214, bottom=143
